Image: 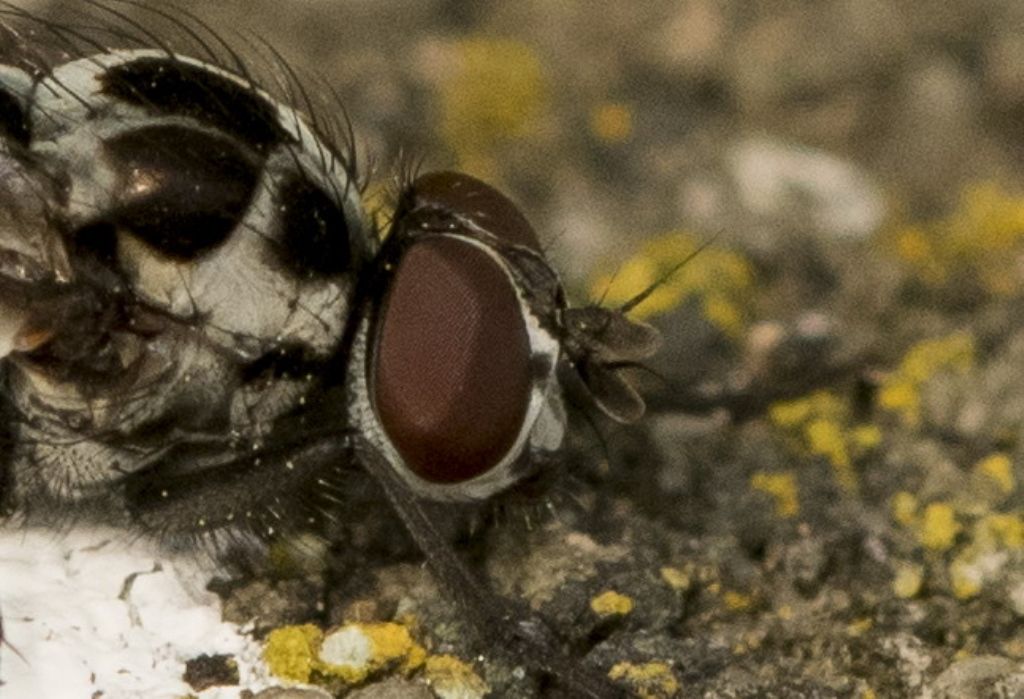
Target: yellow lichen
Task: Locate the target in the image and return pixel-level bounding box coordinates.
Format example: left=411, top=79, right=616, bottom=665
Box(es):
left=750, top=471, right=800, bottom=518
left=885, top=183, right=1024, bottom=294
left=263, top=624, right=323, bottom=683
left=608, top=661, right=680, bottom=699
left=949, top=555, right=984, bottom=599
left=851, top=425, right=883, bottom=449
left=846, top=618, right=873, bottom=636
left=590, top=102, right=633, bottom=143
left=878, top=332, right=974, bottom=426
left=891, top=491, right=919, bottom=527
left=918, top=502, right=961, bottom=551
left=769, top=398, right=815, bottom=427
left=265, top=621, right=426, bottom=688
left=975, top=453, right=1016, bottom=496
left=768, top=391, right=878, bottom=493
left=805, top=418, right=857, bottom=492
left=894, top=490, right=1023, bottom=599
left=590, top=590, right=635, bottom=617
left=424, top=655, right=490, bottom=699
left=892, top=562, right=924, bottom=599
left=974, top=513, right=1024, bottom=550
left=317, top=622, right=426, bottom=684
left=659, top=566, right=692, bottom=591
left=440, top=38, right=547, bottom=173
left=589, top=232, right=753, bottom=336
left=723, top=591, right=753, bottom=612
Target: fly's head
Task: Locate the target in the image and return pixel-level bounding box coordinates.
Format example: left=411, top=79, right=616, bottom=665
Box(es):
left=0, top=49, right=371, bottom=514
left=346, top=170, right=661, bottom=504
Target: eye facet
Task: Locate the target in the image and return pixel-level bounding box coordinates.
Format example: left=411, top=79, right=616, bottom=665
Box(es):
left=102, top=125, right=261, bottom=260
left=372, top=235, right=532, bottom=483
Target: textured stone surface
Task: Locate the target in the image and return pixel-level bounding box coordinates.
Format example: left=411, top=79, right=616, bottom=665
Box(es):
left=7, top=1, right=1024, bottom=697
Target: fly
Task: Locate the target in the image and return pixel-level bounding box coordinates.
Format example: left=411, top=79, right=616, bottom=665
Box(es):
left=0, top=3, right=668, bottom=697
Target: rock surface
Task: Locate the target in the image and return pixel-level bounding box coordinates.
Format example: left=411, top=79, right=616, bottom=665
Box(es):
left=5, top=1, right=1024, bottom=698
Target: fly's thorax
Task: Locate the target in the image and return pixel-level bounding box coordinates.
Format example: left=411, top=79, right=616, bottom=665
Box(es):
left=0, top=50, right=371, bottom=504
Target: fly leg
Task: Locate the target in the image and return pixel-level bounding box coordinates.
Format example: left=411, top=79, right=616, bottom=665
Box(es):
left=356, top=440, right=626, bottom=699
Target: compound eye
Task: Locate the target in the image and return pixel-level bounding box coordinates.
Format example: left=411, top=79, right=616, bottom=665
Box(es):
left=408, top=171, right=542, bottom=251
left=103, top=124, right=260, bottom=260
left=372, top=236, right=532, bottom=483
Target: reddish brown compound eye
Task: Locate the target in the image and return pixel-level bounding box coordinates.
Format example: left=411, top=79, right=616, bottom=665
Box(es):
left=372, top=235, right=532, bottom=483
left=406, top=171, right=543, bottom=251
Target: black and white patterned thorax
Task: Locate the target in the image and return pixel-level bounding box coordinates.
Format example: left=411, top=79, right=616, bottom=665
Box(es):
left=0, top=48, right=373, bottom=522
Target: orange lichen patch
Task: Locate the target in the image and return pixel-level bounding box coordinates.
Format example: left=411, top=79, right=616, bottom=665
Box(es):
left=750, top=470, right=800, bottom=518
left=877, top=332, right=974, bottom=426
left=768, top=390, right=878, bottom=493
left=440, top=38, right=548, bottom=171
left=590, top=102, right=633, bottom=143
left=590, top=232, right=753, bottom=336
left=608, top=661, right=681, bottom=699
left=424, top=655, right=490, bottom=699
left=591, top=590, right=635, bottom=617
left=884, top=182, right=1024, bottom=294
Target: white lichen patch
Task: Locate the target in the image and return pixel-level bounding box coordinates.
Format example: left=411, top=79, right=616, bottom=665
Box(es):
left=0, top=526, right=272, bottom=699
left=316, top=622, right=426, bottom=684
left=319, top=625, right=374, bottom=670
